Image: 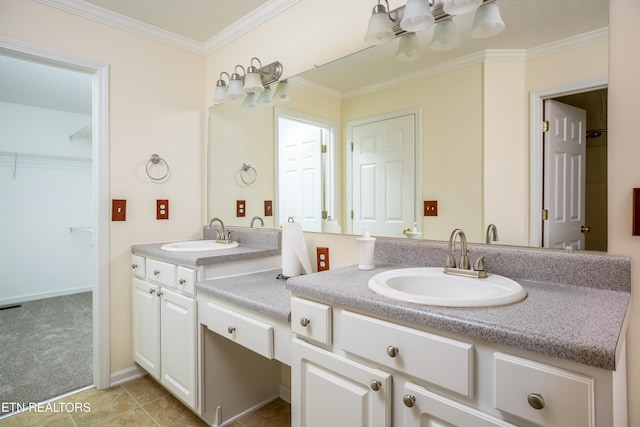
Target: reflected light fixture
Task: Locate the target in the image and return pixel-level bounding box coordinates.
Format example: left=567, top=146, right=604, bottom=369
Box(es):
left=430, top=19, right=460, bottom=51
left=396, top=33, right=423, bottom=62
left=226, top=65, right=246, bottom=100
left=213, top=72, right=230, bottom=105
left=364, top=2, right=395, bottom=45
left=244, top=57, right=265, bottom=94
left=443, top=0, right=482, bottom=15
left=400, top=0, right=435, bottom=33
left=364, top=0, right=505, bottom=60
left=274, top=80, right=291, bottom=101
left=470, top=2, right=504, bottom=38
left=258, top=85, right=275, bottom=106
left=242, top=92, right=259, bottom=110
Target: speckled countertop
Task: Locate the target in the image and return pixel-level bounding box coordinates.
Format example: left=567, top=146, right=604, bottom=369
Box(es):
left=287, top=239, right=631, bottom=371
left=131, top=227, right=281, bottom=267
left=196, top=269, right=291, bottom=322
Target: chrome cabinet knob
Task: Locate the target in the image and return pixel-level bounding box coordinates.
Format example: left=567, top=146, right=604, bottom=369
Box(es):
left=156, top=290, right=163, bottom=297
left=386, top=345, right=399, bottom=358
left=580, top=225, right=591, bottom=233
left=369, top=380, right=382, bottom=391
left=227, top=326, right=236, bottom=334
left=131, top=263, right=138, bottom=269
left=403, top=395, right=416, bottom=408
left=153, top=270, right=160, bottom=276
left=148, top=288, right=155, bottom=294
left=527, top=393, right=545, bottom=410
left=300, top=317, right=310, bottom=327
left=178, top=279, right=186, bottom=285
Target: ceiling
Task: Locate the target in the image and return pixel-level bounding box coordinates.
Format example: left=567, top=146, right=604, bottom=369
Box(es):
left=1, top=0, right=608, bottom=114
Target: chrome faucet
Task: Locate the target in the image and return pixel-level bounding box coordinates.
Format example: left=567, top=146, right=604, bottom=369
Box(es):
left=250, top=216, right=264, bottom=228
left=486, top=224, right=499, bottom=244
left=208, top=217, right=232, bottom=244
left=443, top=228, right=487, bottom=278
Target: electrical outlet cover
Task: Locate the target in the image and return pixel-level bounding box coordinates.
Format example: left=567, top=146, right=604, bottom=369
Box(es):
left=157, top=199, right=169, bottom=220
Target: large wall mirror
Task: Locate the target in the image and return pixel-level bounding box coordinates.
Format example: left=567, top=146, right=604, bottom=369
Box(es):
left=208, top=0, right=608, bottom=249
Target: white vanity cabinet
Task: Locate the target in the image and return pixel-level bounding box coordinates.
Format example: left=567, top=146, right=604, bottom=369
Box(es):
left=131, top=256, right=198, bottom=410
left=290, top=297, right=627, bottom=427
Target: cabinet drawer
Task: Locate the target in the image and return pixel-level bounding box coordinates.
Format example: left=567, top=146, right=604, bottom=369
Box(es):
left=494, top=352, right=594, bottom=427
left=131, top=255, right=146, bottom=278
left=176, top=266, right=196, bottom=296
left=201, top=300, right=274, bottom=359
left=341, top=311, right=474, bottom=397
left=146, top=258, right=176, bottom=287
left=291, top=297, right=332, bottom=345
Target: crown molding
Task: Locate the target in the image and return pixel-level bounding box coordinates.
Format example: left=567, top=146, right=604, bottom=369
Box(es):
left=290, top=76, right=342, bottom=100
left=527, top=27, right=608, bottom=60
left=34, top=0, right=300, bottom=57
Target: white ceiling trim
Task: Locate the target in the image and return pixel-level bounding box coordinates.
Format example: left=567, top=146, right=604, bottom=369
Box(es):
left=34, top=0, right=300, bottom=57
left=527, top=27, right=608, bottom=61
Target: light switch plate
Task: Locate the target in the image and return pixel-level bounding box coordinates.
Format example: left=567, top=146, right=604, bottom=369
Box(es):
left=264, top=200, right=273, bottom=217
left=424, top=200, right=438, bottom=216
left=112, top=199, right=126, bottom=221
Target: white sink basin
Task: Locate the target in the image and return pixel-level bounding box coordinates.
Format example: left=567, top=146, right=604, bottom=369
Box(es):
left=368, top=267, right=527, bottom=307
left=160, top=240, right=239, bottom=252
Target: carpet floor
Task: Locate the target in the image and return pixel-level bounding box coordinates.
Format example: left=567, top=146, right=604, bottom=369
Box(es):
left=0, top=292, right=93, bottom=414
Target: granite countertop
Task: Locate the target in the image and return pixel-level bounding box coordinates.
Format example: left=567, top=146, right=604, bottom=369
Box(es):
left=286, top=264, right=630, bottom=371
left=196, top=269, right=291, bottom=322
left=131, top=241, right=279, bottom=267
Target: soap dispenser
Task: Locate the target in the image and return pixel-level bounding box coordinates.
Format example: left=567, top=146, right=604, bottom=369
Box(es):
left=405, top=222, right=422, bottom=240
left=357, top=227, right=376, bottom=270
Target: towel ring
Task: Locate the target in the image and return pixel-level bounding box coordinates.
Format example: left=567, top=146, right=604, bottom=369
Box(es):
left=146, top=154, right=169, bottom=181
left=240, top=162, right=257, bottom=185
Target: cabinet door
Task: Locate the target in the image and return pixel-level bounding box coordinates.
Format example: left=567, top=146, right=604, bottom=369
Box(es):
left=132, top=278, right=160, bottom=379
left=292, top=338, right=391, bottom=427
left=160, top=287, right=197, bottom=409
left=403, top=382, right=515, bottom=427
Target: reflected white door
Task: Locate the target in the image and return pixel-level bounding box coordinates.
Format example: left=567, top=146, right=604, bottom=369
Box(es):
left=543, top=100, right=587, bottom=249
left=351, top=114, right=415, bottom=237
left=278, top=119, right=323, bottom=231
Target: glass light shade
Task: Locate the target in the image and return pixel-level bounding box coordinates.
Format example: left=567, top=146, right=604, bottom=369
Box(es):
left=258, top=86, right=275, bottom=106
left=364, top=5, right=395, bottom=45
left=226, top=74, right=245, bottom=100
left=430, top=20, right=460, bottom=51
left=396, top=33, right=423, bottom=62
left=470, top=3, right=505, bottom=38
left=274, top=80, right=291, bottom=101
left=244, top=68, right=264, bottom=94
left=242, top=92, right=259, bottom=110
left=400, top=0, right=435, bottom=33
left=443, top=0, right=482, bottom=15
left=213, top=83, right=227, bottom=104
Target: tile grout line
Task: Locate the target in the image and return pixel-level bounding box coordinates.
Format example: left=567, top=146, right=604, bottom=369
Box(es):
left=119, top=384, right=163, bottom=427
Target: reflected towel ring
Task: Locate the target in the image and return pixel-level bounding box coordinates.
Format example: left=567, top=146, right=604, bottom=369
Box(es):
left=146, top=154, right=169, bottom=181
left=240, top=162, right=257, bottom=185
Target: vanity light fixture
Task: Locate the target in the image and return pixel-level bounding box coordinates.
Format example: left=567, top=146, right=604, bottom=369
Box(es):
left=213, top=72, right=230, bottom=105
left=213, top=59, right=285, bottom=106
left=244, top=57, right=265, bottom=94
left=274, top=80, right=291, bottom=101
left=242, top=92, right=259, bottom=110
left=226, top=65, right=246, bottom=100
left=365, top=0, right=505, bottom=58
left=396, top=32, right=423, bottom=61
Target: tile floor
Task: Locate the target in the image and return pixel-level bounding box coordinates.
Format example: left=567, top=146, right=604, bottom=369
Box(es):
left=0, top=375, right=291, bottom=427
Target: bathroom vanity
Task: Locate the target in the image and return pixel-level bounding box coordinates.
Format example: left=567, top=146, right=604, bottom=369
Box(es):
left=131, top=232, right=630, bottom=427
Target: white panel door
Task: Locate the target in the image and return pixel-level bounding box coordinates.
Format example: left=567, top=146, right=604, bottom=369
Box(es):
left=351, top=114, right=415, bottom=237
left=160, top=287, right=197, bottom=409
left=132, top=278, right=160, bottom=379
left=278, top=119, right=323, bottom=231
left=292, top=338, right=391, bottom=427
left=543, top=100, right=587, bottom=250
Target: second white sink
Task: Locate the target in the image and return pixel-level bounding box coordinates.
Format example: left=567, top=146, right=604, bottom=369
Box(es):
left=368, top=267, right=527, bottom=307
left=161, top=240, right=239, bottom=252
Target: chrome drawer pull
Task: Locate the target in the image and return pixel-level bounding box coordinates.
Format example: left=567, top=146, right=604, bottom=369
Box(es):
left=227, top=326, right=236, bottom=334
left=153, top=270, right=160, bottom=276
left=131, top=263, right=138, bottom=269
left=369, top=380, right=381, bottom=391
left=386, top=345, right=399, bottom=358
left=148, top=289, right=155, bottom=294
left=527, top=393, right=545, bottom=410
left=179, top=279, right=186, bottom=285
left=300, top=317, right=310, bottom=327
left=403, top=395, right=416, bottom=408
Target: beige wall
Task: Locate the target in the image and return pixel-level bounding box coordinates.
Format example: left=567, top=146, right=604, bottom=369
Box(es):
left=2, top=0, right=638, bottom=423
left=0, top=0, right=206, bottom=373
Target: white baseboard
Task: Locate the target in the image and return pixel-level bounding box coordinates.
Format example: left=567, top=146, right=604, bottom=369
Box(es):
left=279, top=384, right=291, bottom=404
left=109, top=365, right=146, bottom=387
left=0, top=286, right=93, bottom=306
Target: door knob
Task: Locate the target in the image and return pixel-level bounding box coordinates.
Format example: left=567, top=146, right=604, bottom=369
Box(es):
left=580, top=225, right=590, bottom=233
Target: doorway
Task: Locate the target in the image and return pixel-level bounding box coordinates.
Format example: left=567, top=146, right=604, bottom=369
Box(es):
left=0, top=37, right=111, bottom=408
left=530, top=80, right=608, bottom=251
